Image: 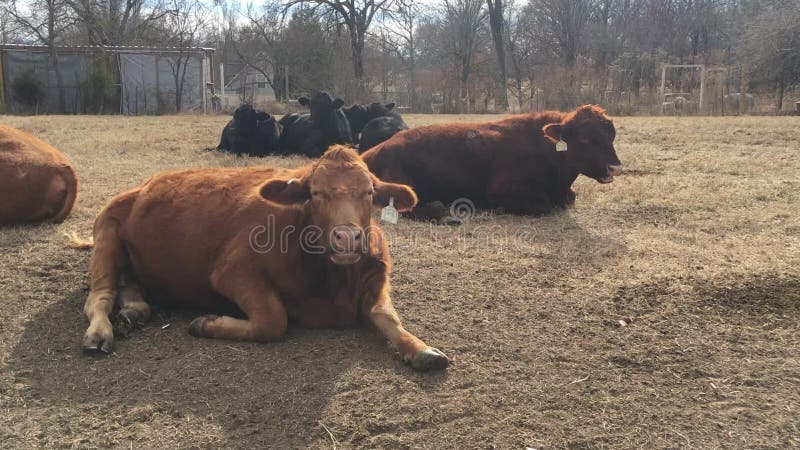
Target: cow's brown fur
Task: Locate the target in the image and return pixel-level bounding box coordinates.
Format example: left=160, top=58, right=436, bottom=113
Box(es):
left=362, top=105, right=622, bottom=217
left=0, top=125, right=78, bottom=224
left=81, top=145, right=448, bottom=370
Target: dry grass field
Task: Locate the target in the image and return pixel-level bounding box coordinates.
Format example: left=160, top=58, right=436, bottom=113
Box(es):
left=0, top=113, right=799, bottom=449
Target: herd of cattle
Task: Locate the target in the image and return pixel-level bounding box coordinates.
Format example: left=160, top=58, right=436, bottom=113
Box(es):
left=218, top=91, right=408, bottom=157
left=0, top=98, right=622, bottom=371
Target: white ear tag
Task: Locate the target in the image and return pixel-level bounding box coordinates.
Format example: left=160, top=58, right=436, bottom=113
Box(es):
left=555, top=140, right=568, bottom=152
left=381, top=197, right=399, bottom=224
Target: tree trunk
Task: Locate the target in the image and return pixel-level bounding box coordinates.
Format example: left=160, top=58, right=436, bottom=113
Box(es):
left=460, top=61, right=471, bottom=114
left=775, top=79, right=784, bottom=113
left=486, top=0, right=507, bottom=111
left=739, top=65, right=747, bottom=115
left=408, top=39, right=416, bottom=111
left=348, top=24, right=366, bottom=99
left=175, top=65, right=182, bottom=113
left=47, top=1, right=66, bottom=114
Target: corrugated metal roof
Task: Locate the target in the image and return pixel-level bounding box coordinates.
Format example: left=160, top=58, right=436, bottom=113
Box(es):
left=0, top=43, right=215, bottom=53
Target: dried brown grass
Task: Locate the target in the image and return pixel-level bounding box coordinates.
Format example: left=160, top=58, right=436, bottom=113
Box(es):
left=0, top=114, right=798, bottom=448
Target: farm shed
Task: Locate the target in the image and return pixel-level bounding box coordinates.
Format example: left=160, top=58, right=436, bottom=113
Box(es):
left=0, top=44, right=215, bottom=115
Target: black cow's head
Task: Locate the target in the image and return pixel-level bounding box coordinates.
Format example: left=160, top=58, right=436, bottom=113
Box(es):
left=543, top=105, right=623, bottom=183
left=254, top=110, right=275, bottom=128
left=253, top=110, right=278, bottom=142
left=343, top=104, right=369, bottom=136
left=298, top=92, right=352, bottom=146
left=366, top=102, right=396, bottom=119
left=233, top=104, right=259, bottom=135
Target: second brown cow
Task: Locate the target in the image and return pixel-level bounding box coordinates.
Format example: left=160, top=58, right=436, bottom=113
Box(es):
left=362, top=105, right=623, bottom=217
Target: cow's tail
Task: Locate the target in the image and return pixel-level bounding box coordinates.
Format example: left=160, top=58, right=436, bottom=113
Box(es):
left=65, top=230, right=94, bottom=250
left=52, top=164, right=78, bottom=223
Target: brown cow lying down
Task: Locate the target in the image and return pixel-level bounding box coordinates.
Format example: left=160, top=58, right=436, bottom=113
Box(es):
left=362, top=105, right=623, bottom=218
left=81, top=145, right=449, bottom=371
left=0, top=125, right=77, bottom=224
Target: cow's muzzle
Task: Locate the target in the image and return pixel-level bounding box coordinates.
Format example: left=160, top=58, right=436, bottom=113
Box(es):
left=329, top=225, right=365, bottom=265
left=599, top=164, right=623, bottom=183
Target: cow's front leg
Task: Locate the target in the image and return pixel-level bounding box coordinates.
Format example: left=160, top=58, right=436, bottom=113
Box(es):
left=362, top=278, right=449, bottom=371
left=189, top=270, right=288, bottom=342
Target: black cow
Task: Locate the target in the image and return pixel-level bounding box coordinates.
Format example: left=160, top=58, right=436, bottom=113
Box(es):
left=217, top=104, right=280, bottom=156
left=358, top=102, right=409, bottom=152
left=343, top=104, right=369, bottom=143
left=278, top=92, right=352, bottom=157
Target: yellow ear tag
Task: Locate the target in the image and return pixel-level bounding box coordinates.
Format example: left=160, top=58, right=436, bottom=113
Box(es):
left=555, top=140, right=568, bottom=152
left=381, top=197, right=399, bottom=224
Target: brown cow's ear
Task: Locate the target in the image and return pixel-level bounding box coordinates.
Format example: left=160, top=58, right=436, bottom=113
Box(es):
left=543, top=123, right=563, bottom=143
left=259, top=177, right=310, bottom=205
left=373, top=178, right=418, bottom=212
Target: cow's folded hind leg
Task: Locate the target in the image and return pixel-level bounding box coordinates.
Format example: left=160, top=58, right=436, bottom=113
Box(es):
left=82, top=221, right=124, bottom=353
left=114, top=275, right=150, bottom=334
left=190, top=274, right=288, bottom=342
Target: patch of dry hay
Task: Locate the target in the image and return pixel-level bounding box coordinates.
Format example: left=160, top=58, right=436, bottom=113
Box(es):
left=0, top=114, right=798, bottom=448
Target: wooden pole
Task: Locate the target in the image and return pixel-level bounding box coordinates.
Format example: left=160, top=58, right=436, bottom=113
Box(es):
left=219, top=62, right=225, bottom=109
left=201, top=53, right=207, bottom=114
left=739, top=65, right=748, bottom=115
left=659, top=65, right=667, bottom=114
left=0, top=50, right=6, bottom=114
left=154, top=54, right=160, bottom=114
left=284, top=65, right=289, bottom=102
left=698, top=65, right=705, bottom=114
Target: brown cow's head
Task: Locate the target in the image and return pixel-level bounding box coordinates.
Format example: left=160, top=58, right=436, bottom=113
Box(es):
left=543, top=105, right=623, bottom=183
left=259, top=145, right=417, bottom=265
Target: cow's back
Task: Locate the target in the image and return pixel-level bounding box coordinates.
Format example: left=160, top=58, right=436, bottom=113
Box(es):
left=363, top=122, right=513, bottom=206
left=113, top=167, right=283, bottom=308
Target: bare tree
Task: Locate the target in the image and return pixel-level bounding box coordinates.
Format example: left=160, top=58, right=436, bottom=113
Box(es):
left=231, top=1, right=284, bottom=99
left=742, top=1, right=800, bottom=112
left=505, top=0, right=538, bottom=110
left=485, top=0, right=507, bottom=110
left=440, top=0, right=487, bottom=112
left=160, top=0, right=210, bottom=112
left=384, top=0, right=419, bottom=108
left=65, top=0, right=167, bottom=45
left=527, top=0, right=591, bottom=71
left=3, top=0, right=75, bottom=112
left=287, top=0, right=395, bottom=96
left=525, top=0, right=591, bottom=105
left=0, top=7, right=22, bottom=42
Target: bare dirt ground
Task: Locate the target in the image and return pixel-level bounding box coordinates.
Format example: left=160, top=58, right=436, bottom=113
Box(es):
left=0, top=113, right=798, bottom=449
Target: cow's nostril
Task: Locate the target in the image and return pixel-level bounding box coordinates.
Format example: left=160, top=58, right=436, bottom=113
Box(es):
left=354, top=230, right=363, bottom=240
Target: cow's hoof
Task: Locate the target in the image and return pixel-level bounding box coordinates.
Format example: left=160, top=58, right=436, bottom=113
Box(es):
left=188, top=315, right=219, bottom=337
left=114, top=308, right=144, bottom=336
left=82, top=329, right=114, bottom=354
left=410, top=347, right=450, bottom=371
